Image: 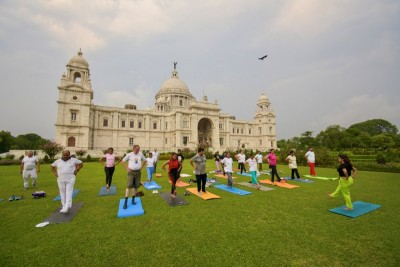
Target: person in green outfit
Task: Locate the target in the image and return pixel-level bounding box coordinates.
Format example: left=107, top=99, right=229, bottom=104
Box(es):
left=328, top=154, right=357, bottom=210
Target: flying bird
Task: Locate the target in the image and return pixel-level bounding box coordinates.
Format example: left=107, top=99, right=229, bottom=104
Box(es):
left=258, top=54, right=268, bottom=60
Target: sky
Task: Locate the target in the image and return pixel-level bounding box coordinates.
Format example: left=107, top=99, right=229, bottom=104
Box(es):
left=0, top=0, right=399, bottom=141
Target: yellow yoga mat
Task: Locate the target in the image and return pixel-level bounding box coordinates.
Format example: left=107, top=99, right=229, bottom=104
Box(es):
left=186, top=187, right=221, bottom=200
left=259, top=179, right=299, bottom=189
left=168, top=180, right=190, bottom=187
left=155, top=173, right=162, bottom=177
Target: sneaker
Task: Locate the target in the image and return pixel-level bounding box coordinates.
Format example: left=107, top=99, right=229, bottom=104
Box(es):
left=60, top=206, right=68, bottom=213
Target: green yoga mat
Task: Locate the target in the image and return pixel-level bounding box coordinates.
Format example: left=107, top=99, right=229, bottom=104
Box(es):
left=44, top=202, right=84, bottom=224
left=304, top=175, right=338, bottom=180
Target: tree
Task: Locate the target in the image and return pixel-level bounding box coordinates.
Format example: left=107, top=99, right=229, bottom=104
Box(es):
left=14, top=133, right=48, bottom=149
left=41, top=142, right=64, bottom=160
left=0, top=131, right=14, bottom=153
left=347, top=119, right=398, bottom=136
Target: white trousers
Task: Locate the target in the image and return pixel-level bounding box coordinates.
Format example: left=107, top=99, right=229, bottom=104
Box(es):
left=22, top=170, right=37, bottom=188
left=57, top=175, right=76, bottom=208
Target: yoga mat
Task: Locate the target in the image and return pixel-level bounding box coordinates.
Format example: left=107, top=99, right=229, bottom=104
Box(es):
left=186, top=187, right=221, bottom=200
left=259, top=179, right=299, bottom=188
left=117, top=197, right=144, bottom=218
left=304, top=175, right=338, bottom=181
left=282, top=177, right=314, bottom=183
left=214, top=174, right=237, bottom=179
left=160, top=192, right=189, bottom=206
left=98, top=186, right=117, bottom=196
left=329, top=201, right=381, bottom=218
left=235, top=172, right=259, bottom=177
left=180, top=174, right=191, bottom=177
left=169, top=180, right=190, bottom=187
left=44, top=202, right=84, bottom=224
left=143, top=181, right=162, bottom=190
left=53, top=189, right=80, bottom=201
left=214, top=184, right=252, bottom=196
left=155, top=173, right=162, bottom=177
left=237, top=182, right=275, bottom=192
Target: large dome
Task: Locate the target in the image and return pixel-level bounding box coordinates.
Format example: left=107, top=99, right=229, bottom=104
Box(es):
left=67, top=50, right=89, bottom=68
left=155, top=69, right=193, bottom=99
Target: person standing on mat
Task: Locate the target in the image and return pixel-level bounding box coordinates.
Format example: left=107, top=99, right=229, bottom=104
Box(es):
left=265, top=149, right=281, bottom=183
left=190, top=148, right=207, bottom=195
left=246, top=154, right=261, bottom=189
left=220, top=152, right=233, bottom=188
left=214, top=151, right=221, bottom=173
left=99, top=147, right=120, bottom=191
left=255, top=151, right=263, bottom=174
left=162, top=152, right=182, bottom=198
left=20, top=150, right=40, bottom=190
left=51, top=150, right=83, bottom=213
left=328, top=154, right=357, bottom=210
left=285, top=150, right=301, bottom=179
left=305, top=147, right=316, bottom=176
left=145, top=152, right=155, bottom=184
left=121, top=145, right=146, bottom=209
left=177, top=149, right=185, bottom=179
left=152, top=148, right=159, bottom=173
left=235, top=150, right=246, bottom=174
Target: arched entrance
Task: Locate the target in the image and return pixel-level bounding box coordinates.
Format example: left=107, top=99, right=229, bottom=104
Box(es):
left=198, top=118, right=213, bottom=148
left=67, top=136, right=76, bottom=147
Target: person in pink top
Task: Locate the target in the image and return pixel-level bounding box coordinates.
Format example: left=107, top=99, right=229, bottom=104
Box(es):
left=265, top=148, right=281, bottom=183
left=100, top=147, right=121, bottom=191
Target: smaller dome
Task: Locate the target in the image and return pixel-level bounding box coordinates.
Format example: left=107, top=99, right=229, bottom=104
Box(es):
left=67, top=50, right=89, bottom=68
left=259, top=93, right=268, bottom=101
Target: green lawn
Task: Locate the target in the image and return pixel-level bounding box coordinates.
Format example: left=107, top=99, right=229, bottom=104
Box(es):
left=1, top=161, right=399, bottom=267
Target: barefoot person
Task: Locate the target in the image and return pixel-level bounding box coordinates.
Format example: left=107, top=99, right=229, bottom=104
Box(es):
left=265, top=149, right=281, bottom=183
left=285, top=150, right=301, bottom=179
left=220, top=152, right=233, bottom=188
left=99, top=147, right=120, bottom=191
left=246, top=154, right=261, bottom=189
left=190, top=148, right=207, bottom=195
left=145, top=152, right=155, bottom=183
left=51, top=150, right=83, bottom=213
left=20, top=151, right=40, bottom=190
left=161, top=152, right=182, bottom=198
left=305, top=147, right=316, bottom=176
left=121, top=145, right=146, bottom=209
left=328, top=154, right=357, bottom=210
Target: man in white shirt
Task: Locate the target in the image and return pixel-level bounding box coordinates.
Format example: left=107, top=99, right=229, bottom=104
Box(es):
left=254, top=151, right=263, bottom=174
left=305, top=147, right=316, bottom=176
left=220, top=153, right=233, bottom=188
left=51, top=150, right=83, bottom=213
left=20, top=151, right=40, bottom=189
left=235, top=150, right=246, bottom=174
left=121, top=145, right=147, bottom=209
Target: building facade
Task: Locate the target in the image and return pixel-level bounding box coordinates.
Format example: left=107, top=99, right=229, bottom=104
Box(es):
left=55, top=51, right=277, bottom=154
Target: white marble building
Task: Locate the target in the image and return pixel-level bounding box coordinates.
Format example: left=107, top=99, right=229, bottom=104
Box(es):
left=55, top=50, right=277, bottom=154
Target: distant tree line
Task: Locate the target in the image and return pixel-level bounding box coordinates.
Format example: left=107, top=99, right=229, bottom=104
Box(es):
left=0, top=132, right=49, bottom=153
left=277, top=119, right=399, bottom=153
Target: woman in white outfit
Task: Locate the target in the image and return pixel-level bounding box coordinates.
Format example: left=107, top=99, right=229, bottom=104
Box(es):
left=51, top=150, right=83, bottom=213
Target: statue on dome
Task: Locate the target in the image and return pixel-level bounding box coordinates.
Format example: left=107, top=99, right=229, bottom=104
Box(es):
left=173, top=61, right=177, bottom=70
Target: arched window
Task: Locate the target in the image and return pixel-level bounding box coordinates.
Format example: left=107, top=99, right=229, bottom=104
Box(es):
left=73, top=72, right=81, bottom=83
left=67, top=136, right=76, bottom=147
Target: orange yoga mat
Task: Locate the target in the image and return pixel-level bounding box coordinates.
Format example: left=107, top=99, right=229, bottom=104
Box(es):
left=186, top=187, right=221, bottom=200
left=214, top=174, right=237, bottom=179
left=259, top=179, right=299, bottom=189
left=169, top=180, right=190, bottom=187
left=155, top=173, right=162, bottom=177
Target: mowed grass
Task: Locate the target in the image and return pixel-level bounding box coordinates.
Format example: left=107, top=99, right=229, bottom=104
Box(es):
left=0, top=161, right=399, bottom=267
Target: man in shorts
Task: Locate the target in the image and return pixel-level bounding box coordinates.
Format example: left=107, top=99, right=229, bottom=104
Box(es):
left=20, top=151, right=40, bottom=189
left=121, top=145, right=146, bottom=209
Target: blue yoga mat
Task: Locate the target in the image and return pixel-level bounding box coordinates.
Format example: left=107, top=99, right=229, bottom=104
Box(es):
left=53, top=189, right=80, bottom=201
left=329, top=201, right=381, bottom=218
left=235, top=172, right=261, bottom=177
left=143, top=181, right=161, bottom=190
left=117, top=197, right=144, bottom=218
left=98, top=186, right=117, bottom=196
left=214, top=184, right=252, bottom=196
left=282, top=177, right=314, bottom=183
